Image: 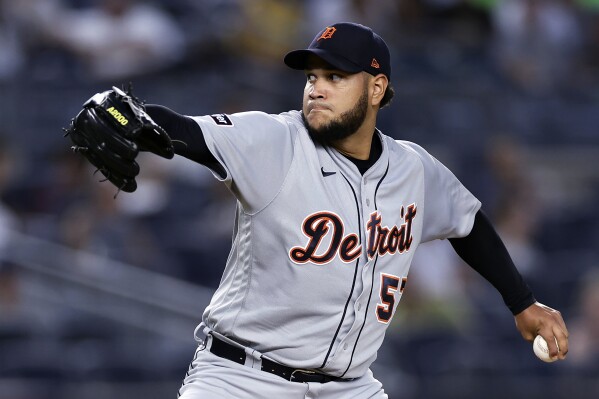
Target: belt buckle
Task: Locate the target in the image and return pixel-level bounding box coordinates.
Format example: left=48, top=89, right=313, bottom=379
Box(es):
left=290, top=369, right=320, bottom=383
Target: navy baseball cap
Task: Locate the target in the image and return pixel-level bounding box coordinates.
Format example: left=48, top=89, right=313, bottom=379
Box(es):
left=284, top=22, right=391, bottom=81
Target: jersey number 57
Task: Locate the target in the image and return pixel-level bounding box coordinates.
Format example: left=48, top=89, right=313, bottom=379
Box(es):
left=376, top=273, right=407, bottom=324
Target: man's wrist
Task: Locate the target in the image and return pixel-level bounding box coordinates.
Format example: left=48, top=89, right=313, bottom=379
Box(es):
left=509, top=292, right=537, bottom=316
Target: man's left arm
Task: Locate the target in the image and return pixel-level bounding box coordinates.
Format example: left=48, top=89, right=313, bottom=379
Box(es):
left=449, top=210, right=569, bottom=361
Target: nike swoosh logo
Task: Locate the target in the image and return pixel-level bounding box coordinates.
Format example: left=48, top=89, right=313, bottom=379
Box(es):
left=321, top=167, right=336, bottom=177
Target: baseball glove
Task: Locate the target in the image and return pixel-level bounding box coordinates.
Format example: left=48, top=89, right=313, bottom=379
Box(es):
left=64, top=85, right=174, bottom=193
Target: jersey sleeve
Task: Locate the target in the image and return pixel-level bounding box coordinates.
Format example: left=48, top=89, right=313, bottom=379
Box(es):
left=402, top=141, right=481, bottom=242
left=190, top=111, right=296, bottom=214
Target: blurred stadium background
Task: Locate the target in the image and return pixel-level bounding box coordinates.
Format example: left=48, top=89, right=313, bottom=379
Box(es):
left=1, top=0, right=598, bottom=398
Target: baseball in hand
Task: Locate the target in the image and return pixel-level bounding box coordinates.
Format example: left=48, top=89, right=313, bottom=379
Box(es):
left=533, top=335, right=558, bottom=363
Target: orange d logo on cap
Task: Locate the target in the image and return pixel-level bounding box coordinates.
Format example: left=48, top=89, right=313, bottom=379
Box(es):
left=284, top=22, right=392, bottom=81
left=318, top=27, right=337, bottom=41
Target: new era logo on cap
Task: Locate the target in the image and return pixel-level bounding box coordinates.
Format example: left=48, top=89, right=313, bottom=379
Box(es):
left=284, top=22, right=391, bottom=81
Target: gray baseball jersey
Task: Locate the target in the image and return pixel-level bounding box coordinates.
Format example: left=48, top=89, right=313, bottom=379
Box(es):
left=190, top=110, right=480, bottom=379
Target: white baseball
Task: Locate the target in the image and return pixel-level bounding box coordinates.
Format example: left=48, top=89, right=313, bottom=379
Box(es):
left=533, top=335, right=558, bottom=363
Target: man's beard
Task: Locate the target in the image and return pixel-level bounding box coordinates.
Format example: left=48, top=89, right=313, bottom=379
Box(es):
left=302, top=89, right=368, bottom=145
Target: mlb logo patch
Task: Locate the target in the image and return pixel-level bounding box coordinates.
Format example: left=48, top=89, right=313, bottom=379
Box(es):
left=210, top=114, right=233, bottom=126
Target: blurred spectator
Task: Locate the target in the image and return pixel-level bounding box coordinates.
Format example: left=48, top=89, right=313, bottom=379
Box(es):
left=395, top=240, right=475, bottom=335
left=157, top=0, right=244, bottom=70
left=484, top=135, right=544, bottom=276
left=491, top=0, right=583, bottom=93
left=2, top=0, right=90, bottom=80
left=0, top=135, right=20, bottom=249
left=37, top=0, right=186, bottom=81
left=303, top=0, right=355, bottom=34
left=56, top=172, right=175, bottom=275
left=212, top=0, right=304, bottom=111
left=177, top=179, right=236, bottom=288
left=0, top=0, right=25, bottom=80
left=423, top=0, right=494, bottom=75
left=57, top=181, right=131, bottom=262
left=29, top=150, right=93, bottom=216
left=396, top=0, right=427, bottom=30
left=303, top=0, right=400, bottom=45
left=0, top=136, right=22, bottom=318
left=567, top=269, right=599, bottom=372
left=576, top=1, right=599, bottom=87
left=232, top=0, right=304, bottom=66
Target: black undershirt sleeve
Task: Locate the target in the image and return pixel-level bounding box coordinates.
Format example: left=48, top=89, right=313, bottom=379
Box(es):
left=145, top=104, right=225, bottom=176
left=448, top=210, right=536, bottom=315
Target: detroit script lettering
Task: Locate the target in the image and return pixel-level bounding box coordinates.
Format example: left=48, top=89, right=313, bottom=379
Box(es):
left=289, top=204, right=417, bottom=264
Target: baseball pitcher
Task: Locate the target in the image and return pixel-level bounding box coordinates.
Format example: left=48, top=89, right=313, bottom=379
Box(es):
left=65, top=22, right=569, bottom=399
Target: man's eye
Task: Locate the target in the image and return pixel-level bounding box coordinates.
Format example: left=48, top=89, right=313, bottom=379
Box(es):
left=306, top=74, right=316, bottom=82
left=330, top=74, right=342, bottom=82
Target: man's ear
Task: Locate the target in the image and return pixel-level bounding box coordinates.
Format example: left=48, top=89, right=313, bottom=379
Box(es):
left=371, top=74, right=388, bottom=107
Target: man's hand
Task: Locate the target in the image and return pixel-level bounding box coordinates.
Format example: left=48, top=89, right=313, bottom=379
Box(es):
left=515, top=302, right=569, bottom=361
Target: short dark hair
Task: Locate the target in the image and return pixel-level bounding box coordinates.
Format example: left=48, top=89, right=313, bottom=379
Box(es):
left=380, top=85, right=395, bottom=109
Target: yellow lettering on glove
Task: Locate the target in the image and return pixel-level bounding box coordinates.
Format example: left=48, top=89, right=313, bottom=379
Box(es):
left=107, top=106, right=129, bottom=126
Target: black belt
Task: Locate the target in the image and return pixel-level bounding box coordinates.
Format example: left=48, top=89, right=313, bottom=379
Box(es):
left=208, top=334, right=351, bottom=383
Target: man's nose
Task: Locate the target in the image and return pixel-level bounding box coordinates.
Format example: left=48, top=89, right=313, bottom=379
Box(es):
left=309, top=81, right=326, bottom=99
